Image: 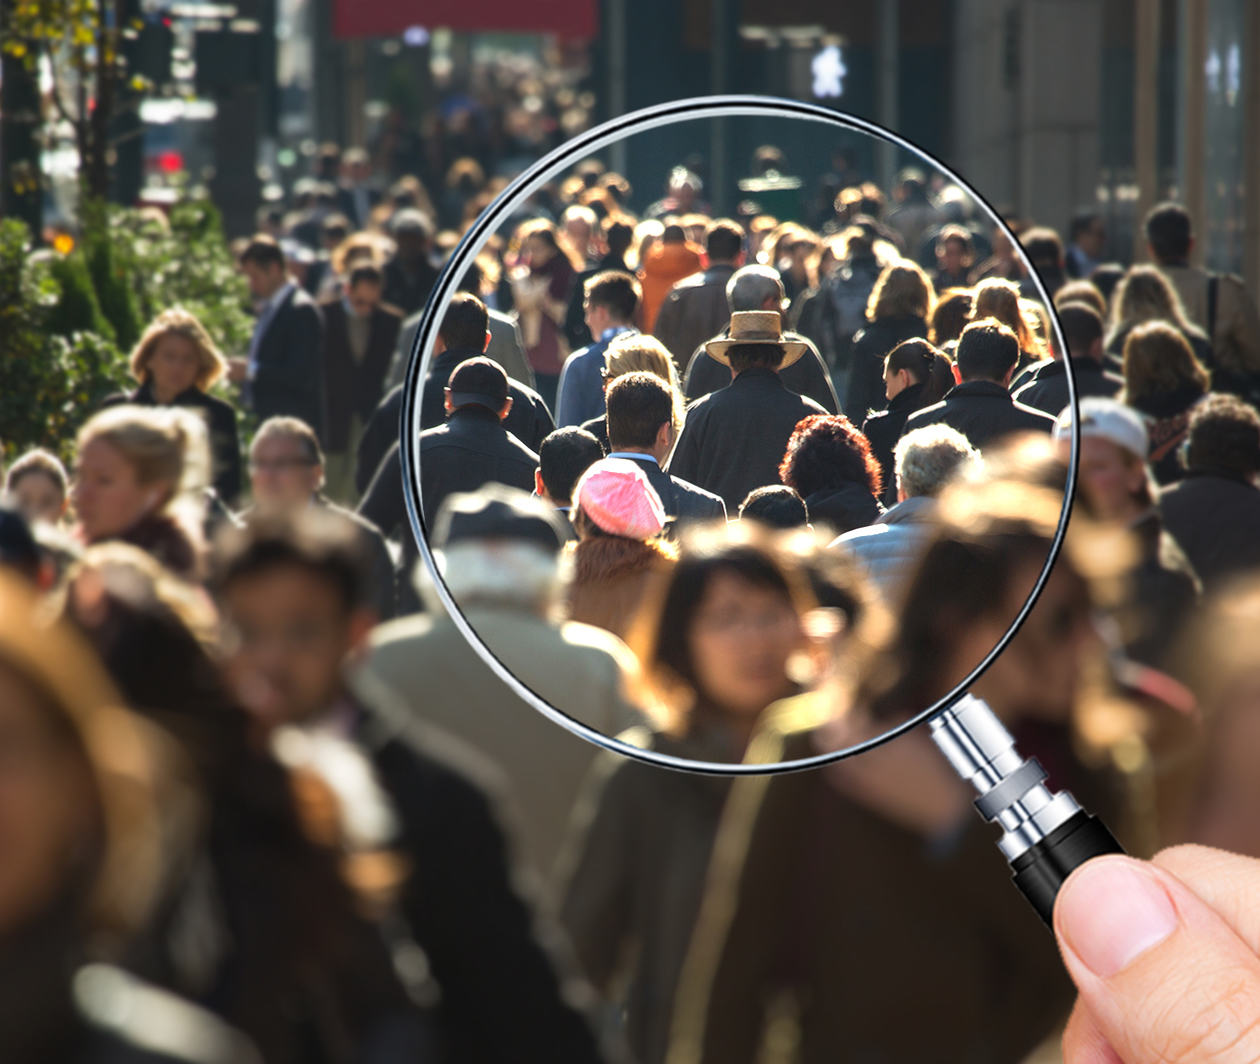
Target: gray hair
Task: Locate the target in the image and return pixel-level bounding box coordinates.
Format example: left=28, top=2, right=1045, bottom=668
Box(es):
left=421, top=539, right=570, bottom=618
left=894, top=424, right=982, bottom=500
left=726, top=265, right=787, bottom=313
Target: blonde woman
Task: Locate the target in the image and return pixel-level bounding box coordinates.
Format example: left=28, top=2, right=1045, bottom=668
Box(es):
left=102, top=308, right=242, bottom=505
left=969, top=276, right=1045, bottom=375
left=72, top=405, right=211, bottom=580
left=1106, top=264, right=1214, bottom=368
left=846, top=258, right=936, bottom=421
left=577, top=333, right=686, bottom=450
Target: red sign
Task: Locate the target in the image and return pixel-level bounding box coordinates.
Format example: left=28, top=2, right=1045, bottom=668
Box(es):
left=333, top=0, right=598, bottom=40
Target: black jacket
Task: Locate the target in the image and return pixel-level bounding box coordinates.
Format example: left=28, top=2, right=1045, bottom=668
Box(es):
left=1159, top=470, right=1260, bottom=592
left=102, top=382, right=243, bottom=507
left=845, top=314, right=930, bottom=422
left=861, top=382, right=930, bottom=508
left=382, top=256, right=440, bottom=318
left=902, top=380, right=1057, bottom=450
left=248, top=285, right=326, bottom=442
left=802, top=483, right=883, bottom=536
left=356, top=369, right=553, bottom=498
left=321, top=298, right=402, bottom=454
left=684, top=330, right=839, bottom=414
left=668, top=367, right=828, bottom=510
left=610, top=452, right=727, bottom=525
left=1012, top=358, right=1123, bottom=418
left=350, top=698, right=609, bottom=1063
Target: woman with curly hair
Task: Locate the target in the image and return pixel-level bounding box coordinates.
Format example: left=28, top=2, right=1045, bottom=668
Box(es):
left=779, top=413, right=884, bottom=533
left=101, top=309, right=242, bottom=506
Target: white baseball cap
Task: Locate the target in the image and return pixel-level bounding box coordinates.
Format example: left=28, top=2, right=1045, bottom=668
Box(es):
left=1052, top=397, right=1149, bottom=460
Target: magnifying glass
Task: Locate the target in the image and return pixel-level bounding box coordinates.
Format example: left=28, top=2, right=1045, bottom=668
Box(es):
left=395, top=95, right=1121, bottom=923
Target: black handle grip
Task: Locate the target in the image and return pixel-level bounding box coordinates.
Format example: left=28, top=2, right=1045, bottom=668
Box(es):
left=1009, top=811, right=1125, bottom=926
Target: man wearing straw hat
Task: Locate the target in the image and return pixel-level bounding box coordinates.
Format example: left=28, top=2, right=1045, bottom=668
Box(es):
left=667, top=310, right=827, bottom=509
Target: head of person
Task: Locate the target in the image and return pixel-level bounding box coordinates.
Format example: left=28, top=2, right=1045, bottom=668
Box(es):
left=1089, top=262, right=1126, bottom=308
left=705, top=310, right=807, bottom=375
left=955, top=318, right=1021, bottom=385
left=238, top=235, right=289, bottom=302
left=704, top=218, right=745, bottom=266
left=935, top=225, right=975, bottom=276
left=213, top=509, right=376, bottom=730
left=389, top=208, right=434, bottom=265
left=605, top=372, right=680, bottom=463
left=0, top=504, right=41, bottom=585
left=249, top=417, right=325, bottom=510
left=929, top=287, right=974, bottom=347
left=0, top=571, right=173, bottom=943
left=601, top=215, right=635, bottom=261
left=330, top=232, right=386, bottom=278
left=738, top=485, right=810, bottom=529
left=726, top=264, right=790, bottom=316
left=583, top=270, right=640, bottom=335
left=779, top=414, right=882, bottom=502
left=1056, top=302, right=1105, bottom=364
left=320, top=213, right=351, bottom=252
left=667, top=167, right=701, bottom=209
left=516, top=218, right=563, bottom=267
left=571, top=458, right=667, bottom=543
left=344, top=263, right=384, bottom=319
left=858, top=477, right=1098, bottom=724
left=1181, top=393, right=1260, bottom=480
left=1120, top=320, right=1210, bottom=406
left=6, top=449, right=69, bottom=527
left=443, top=357, right=512, bottom=421
left=342, top=145, right=371, bottom=183
left=536, top=427, right=603, bottom=506
left=1054, top=280, right=1108, bottom=318
left=865, top=259, right=935, bottom=324
left=1052, top=397, right=1154, bottom=522
left=1021, top=226, right=1065, bottom=275
left=630, top=523, right=812, bottom=731
left=73, top=407, right=208, bottom=545
left=437, top=291, right=491, bottom=356
left=1070, top=210, right=1107, bottom=258
left=971, top=277, right=1037, bottom=352
left=893, top=424, right=982, bottom=503
left=883, top=337, right=954, bottom=405
left=561, top=204, right=597, bottom=256
left=429, top=485, right=569, bottom=617
left=1144, top=201, right=1193, bottom=265
left=128, top=309, right=228, bottom=402
left=1111, top=264, right=1194, bottom=335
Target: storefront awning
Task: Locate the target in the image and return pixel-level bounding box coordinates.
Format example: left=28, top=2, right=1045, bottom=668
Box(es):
left=333, top=0, right=598, bottom=40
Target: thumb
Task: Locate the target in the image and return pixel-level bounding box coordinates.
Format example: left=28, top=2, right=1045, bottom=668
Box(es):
left=1054, top=854, right=1260, bottom=1063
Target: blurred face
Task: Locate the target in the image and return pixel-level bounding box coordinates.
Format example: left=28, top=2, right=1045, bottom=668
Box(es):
left=220, top=565, right=367, bottom=729
left=564, top=218, right=592, bottom=254
left=241, top=259, right=286, bottom=302
left=938, top=238, right=967, bottom=275
left=146, top=332, right=202, bottom=401
left=1059, top=435, right=1147, bottom=522
left=11, top=471, right=66, bottom=526
left=0, top=664, right=95, bottom=934
left=249, top=434, right=322, bottom=510
left=884, top=362, right=913, bottom=401
left=1079, top=219, right=1106, bottom=257
left=687, top=571, right=804, bottom=716
left=73, top=438, right=159, bottom=542
left=346, top=280, right=382, bottom=319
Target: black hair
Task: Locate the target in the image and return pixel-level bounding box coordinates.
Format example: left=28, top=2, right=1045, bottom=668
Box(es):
left=606, top=372, right=673, bottom=451
left=1185, top=394, right=1260, bottom=476
left=728, top=341, right=785, bottom=373
left=440, top=291, right=490, bottom=352
left=885, top=338, right=954, bottom=405
left=738, top=485, right=810, bottom=528
left=1144, top=202, right=1192, bottom=263
left=956, top=319, right=1020, bottom=382
left=583, top=271, right=640, bottom=322
left=705, top=219, right=745, bottom=262
left=346, top=262, right=384, bottom=289
left=1055, top=302, right=1104, bottom=359
left=538, top=427, right=603, bottom=503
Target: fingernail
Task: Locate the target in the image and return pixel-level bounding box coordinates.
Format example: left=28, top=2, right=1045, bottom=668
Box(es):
left=1057, top=857, right=1179, bottom=978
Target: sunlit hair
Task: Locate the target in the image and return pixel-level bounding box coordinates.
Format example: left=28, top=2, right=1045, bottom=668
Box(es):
left=1022, top=298, right=1052, bottom=354
left=893, top=423, right=982, bottom=499
left=779, top=414, right=883, bottom=500
left=625, top=522, right=815, bottom=736
left=929, top=287, right=973, bottom=346
left=970, top=277, right=1040, bottom=354
left=1108, top=264, right=1202, bottom=346
left=603, top=333, right=684, bottom=430
left=865, top=259, right=935, bottom=323
left=76, top=405, right=210, bottom=515
left=431, top=540, right=566, bottom=618
left=330, top=231, right=388, bottom=276
left=1120, top=321, right=1210, bottom=406
left=511, top=217, right=584, bottom=271
left=1054, top=280, right=1107, bottom=318
left=128, top=308, right=228, bottom=391
left=6, top=447, right=69, bottom=500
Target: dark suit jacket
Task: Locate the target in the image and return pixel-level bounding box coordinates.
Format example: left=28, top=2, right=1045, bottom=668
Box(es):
left=861, top=382, right=929, bottom=508
left=902, top=380, right=1057, bottom=450
left=1011, top=357, right=1123, bottom=418
left=610, top=452, right=727, bottom=525
left=250, top=285, right=326, bottom=442
left=321, top=299, right=403, bottom=453
left=668, top=367, right=828, bottom=510
left=684, top=330, right=840, bottom=415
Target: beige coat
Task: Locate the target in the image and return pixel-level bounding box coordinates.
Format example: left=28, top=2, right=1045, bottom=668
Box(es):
left=1159, top=262, right=1260, bottom=375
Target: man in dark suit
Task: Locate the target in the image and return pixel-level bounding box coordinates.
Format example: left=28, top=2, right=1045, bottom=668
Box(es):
left=319, top=262, right=402, bottom=503
left=534, top=427, right=604, bottom=540
left=231, top=235, right=327, bottom=442
left=652, top=217, right=745, bottom=370
left=605, top=372, right=726, bottom=526
left=902, top=318, right=1056, bottom=450
left=1012, top=302, right=1122, bottom=417
left=683, top=265, right=839, bottom=414
left=668, top=311, right=828, bottom=510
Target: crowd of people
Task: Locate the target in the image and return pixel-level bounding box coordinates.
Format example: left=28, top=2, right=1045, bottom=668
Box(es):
left=4, top=142, right=1260, bottom=1063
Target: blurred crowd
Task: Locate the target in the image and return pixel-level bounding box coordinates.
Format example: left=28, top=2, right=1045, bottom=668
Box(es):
left=5, top=131, right=1260, bottom=1063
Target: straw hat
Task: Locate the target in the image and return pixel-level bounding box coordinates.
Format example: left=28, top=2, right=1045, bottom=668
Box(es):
left=704, top=310, right=808, bottom=368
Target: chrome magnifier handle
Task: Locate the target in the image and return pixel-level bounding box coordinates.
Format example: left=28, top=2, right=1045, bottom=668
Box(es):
left=930, top=694, right=1125, bottom=925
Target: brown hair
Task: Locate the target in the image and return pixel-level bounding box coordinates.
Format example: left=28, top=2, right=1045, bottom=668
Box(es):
left=866, top=260, right=935, bottom=322
left=970, top=277, right=1040, bottom=355
left=128, top=308, right=228, bottom=391
left=1121, top=321, right=1211, bottom=405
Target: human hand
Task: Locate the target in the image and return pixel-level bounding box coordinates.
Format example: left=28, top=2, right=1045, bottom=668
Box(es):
left=1055, top=845, right=1260, bottom=1062
left=227, top=358, right=249, bottom=384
